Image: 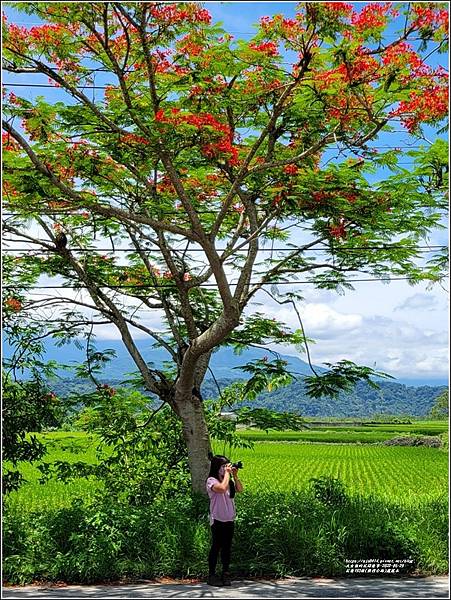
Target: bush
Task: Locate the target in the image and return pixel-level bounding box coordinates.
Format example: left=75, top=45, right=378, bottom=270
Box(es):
left=383, top=436, right=443, bottom=448
left=308, top=475, right=348, bottom=507
left=2, top=483, right=448, bottom=584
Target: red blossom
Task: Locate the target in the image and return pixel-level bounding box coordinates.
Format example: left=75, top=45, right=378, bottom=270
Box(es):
left=411, top=4, right=449, bottom=32
left=177, top=34, right=204, bottom=56
left=249, top=41, right=279, bottom=56
left=329, top=220, right=347, bottom=239
left=322, top=2, right=353, bottom=16
left=99, top=383, right=116, bottom=397
left=5, top=297, right=22, bottom=312
left=120, top=133, right=149, bottom=145
left=2, top=132, right=19, bottom=151
left=351, top=2, right=394, bottom=32
left=148, top=3, right=211, bottom=25
left=382, top=41, right=424, bottom=72
left=29, top=23, right=65, bottom=44
left=312, top=191, right=329, bottom=202
left=389, top=85, right=448, bottom=133
left=283, top=164, right=300, bottom=175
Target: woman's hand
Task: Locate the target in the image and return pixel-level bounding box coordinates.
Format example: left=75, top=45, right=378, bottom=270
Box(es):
left=225, top=463, right=233, bottom=474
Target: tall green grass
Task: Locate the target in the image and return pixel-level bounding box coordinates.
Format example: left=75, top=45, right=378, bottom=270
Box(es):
left=3, top=490, right=448, bottom=584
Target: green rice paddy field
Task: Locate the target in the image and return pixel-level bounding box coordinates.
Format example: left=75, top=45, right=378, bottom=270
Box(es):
left=5, top=422, right=448, bottom=512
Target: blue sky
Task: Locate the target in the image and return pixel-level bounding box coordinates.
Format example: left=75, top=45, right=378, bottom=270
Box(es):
left=3, top=2, right=449, bottom=383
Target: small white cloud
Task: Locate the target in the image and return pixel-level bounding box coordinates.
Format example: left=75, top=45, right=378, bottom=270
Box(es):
left=253, top=302, right=363, bottom=336
left=394, top=293, right=438, bottom=312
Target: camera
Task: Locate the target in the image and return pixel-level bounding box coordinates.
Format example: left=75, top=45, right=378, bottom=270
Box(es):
left=231, top=461, right=243, bottom=470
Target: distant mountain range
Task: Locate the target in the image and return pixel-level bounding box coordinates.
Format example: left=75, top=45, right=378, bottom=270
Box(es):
left=2, top=338, right=448, bottom=387
left=3, top=338, right=447, bottom=418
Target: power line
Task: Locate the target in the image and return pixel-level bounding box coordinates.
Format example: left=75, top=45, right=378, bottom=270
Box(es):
left=1, top=246, right=446, bottom=253
left=2, top=277, right=429, bottom=290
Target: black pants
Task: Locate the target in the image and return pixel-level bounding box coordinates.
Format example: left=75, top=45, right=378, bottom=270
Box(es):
left=208, top=519, right=235, bottom=575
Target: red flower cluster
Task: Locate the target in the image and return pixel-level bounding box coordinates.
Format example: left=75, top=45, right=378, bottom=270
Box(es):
left=120, top=133, right=150, bottom=145
left=177, top=34, right=204, bottom=56
left=283, top=164, right=300, bottom=175
left=259, top=15, right=305, bottom=41
left=155, top=110, right=239, bottom=164
left=98, top=383, right=116, bottom=397
left=157, top=175, right=176, bottom=194
left=329, top=220, right=347, bottom=239
left=351, top=2, right=395, bottom=32
left=4, top=22, right=28, bottom=52
left=312, top=190, right=332, bottom=202
left=390, top=85, right=448, bottom=133
left=2, top=180, right=18, bottom=198
left=29, top=23, right=65, bottom=44
left=148, top=3, right=211, bottom=25
left=2, top=132, right=19, bottom=152
left=411, top=4, right=448, bottom=32
left=317, top=53, right=380, bottom=89
left=4, top=297, right=22, bottom=312
left=155, top=109, right=228, bottom=133
left=249, top=41, right=279, bottom=56
left=322, top=2, right=353, bottom=16
left=202, top=138, right=240, bottom=166
left=382, top=41, right=424, bottom=72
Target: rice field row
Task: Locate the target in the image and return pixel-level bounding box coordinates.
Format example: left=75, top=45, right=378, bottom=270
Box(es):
left=212, top=442, right=448, bottom=503
left=4, top=430, right=448, bottom=513
left=238, top=422, right=448, bottom=443
left=238, top=430, right=397, bottom=443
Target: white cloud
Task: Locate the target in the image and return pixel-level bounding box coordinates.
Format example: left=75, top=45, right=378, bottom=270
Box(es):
left=394, top=293, right=439, bottom=312
left=250, top=302, right=363, bottom=336
left=275, top=312, right=448, bottom=378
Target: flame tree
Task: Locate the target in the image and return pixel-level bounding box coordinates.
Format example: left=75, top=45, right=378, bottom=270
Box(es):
left=2, top=2, right=448, bottom=493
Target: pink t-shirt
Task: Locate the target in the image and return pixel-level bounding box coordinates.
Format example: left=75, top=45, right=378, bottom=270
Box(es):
left=206, top=477, right=236, bottom=526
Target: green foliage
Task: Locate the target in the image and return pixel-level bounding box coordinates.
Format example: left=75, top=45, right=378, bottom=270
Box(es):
left=235, top=407, right=306, bottom=432
left=2, top=375, right=61, bottom=495
left=309, top=475, right=348, bottom=507
left=428, top=389, right=449, bottom=420
left=2, top=489, right=447, bottom=584
left=237, top=358, right=294, bottom=400
left=304, top=360, right=393, bottom=399
left=37, top=388, right=191, bottom=506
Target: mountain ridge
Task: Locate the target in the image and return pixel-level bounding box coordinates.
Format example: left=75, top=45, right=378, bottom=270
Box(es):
left=3, top=337, right=447, bottom=387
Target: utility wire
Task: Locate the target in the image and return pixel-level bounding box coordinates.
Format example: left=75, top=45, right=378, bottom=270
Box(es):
left=2, top=277, right=440, bottom=290
left=1, top=246, right=446, bottom=253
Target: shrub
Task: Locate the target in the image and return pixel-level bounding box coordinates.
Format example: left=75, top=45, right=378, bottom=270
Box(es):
left=383, top=436, right=442, bottom=447
left=308, top=475, right=348, bottom=507
left=3, top=486, right=447, bottom=584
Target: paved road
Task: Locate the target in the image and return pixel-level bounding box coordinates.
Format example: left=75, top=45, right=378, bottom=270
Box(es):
left=2, top=576, right=449, bottom=599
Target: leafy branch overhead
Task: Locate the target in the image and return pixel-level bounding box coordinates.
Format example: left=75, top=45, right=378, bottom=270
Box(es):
left=304, top=360, right=394, bottom=399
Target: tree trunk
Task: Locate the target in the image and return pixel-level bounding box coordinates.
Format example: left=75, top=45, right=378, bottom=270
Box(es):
left=174, top=393, right=212, bottom=496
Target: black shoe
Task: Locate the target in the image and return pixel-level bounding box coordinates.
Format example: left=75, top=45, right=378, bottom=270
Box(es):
left=207, top=574, right=223, bottom=586
left=221, top=572, right=232, bottom=586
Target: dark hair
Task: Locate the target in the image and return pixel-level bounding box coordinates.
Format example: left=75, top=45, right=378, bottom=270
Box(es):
left=207, top=454, right=236, bottom=499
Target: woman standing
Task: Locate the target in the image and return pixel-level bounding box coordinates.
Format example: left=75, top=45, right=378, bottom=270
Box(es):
left=206, top=455, right=243, bottom=586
